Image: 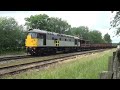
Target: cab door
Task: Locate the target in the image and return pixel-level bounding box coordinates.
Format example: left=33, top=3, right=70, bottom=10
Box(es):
left=37, top=33, right=46, bottom=46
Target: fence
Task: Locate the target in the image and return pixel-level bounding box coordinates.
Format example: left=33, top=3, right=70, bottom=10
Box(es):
left=100, top=48, right=120, bottom=79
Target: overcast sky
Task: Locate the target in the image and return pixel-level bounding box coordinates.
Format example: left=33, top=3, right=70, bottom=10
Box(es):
left=0, top=11, right=119, bottom=43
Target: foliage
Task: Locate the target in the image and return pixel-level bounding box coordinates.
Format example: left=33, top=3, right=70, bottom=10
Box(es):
left=47, top=17, right=71, bottom=34
left=70, top=26, right=105, bottom=43
left=110, top=11, right=120, bottom=35
left=70, top=26, right=90, bottom=40
left=103, top=33, right=112, bottom=43
left=0, top=17, right=25, bottom=54
left=89, top=30, right=105, bottom=44
left=25, top=14, right=49, bottom=30
left=25, top=14, right=71, bottom=34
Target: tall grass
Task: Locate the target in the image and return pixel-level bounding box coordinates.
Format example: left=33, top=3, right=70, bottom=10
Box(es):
left=2, top=49, right=115, bottom=79
left=0, top=49, right=25, bottom=56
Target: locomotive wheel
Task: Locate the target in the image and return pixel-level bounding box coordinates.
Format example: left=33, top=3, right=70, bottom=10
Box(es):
left=30, top=50, right=38, bottom=56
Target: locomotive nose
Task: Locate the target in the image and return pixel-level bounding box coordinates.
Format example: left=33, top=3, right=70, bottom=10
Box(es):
left=25, top=35, right=38, bottom=47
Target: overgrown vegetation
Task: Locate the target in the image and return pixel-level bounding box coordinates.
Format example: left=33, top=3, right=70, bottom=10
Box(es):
left=110, top=11, right=120, bottom=35
left=0, top=50, right=25, bottom=56
left=2, top=49, right=115, bottom=79
left=0, top=17, right=26, bottom=55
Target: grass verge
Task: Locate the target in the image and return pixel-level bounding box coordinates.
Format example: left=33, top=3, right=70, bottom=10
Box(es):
left=0, top=50, right=25, bottom=56
left=2, top=49, right=115, bottom=79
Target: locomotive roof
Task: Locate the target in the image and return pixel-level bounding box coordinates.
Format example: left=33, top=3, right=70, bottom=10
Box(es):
left=28, top=29, right=80, bottom=39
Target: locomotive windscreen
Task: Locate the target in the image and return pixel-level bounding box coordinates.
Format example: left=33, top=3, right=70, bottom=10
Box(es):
left=28, top=32, right=37, bottom=38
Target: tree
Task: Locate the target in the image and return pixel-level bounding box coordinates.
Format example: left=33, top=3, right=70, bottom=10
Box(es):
left=110, top=11, right=120, bottom=35
left=70, top=26, right=105, bottom=43
left=0, top=17, right=25, bottom=53
left=70, top=26, right=90, bottom=40
left=47, top=17, right=71, bottom=33
left=89, top=30, right=105, bottom=44
left=103, top=33, right=112, bottom=43
left=25, top=14, right=71, bottom=34
left=25, top=14, right=49, bottom=30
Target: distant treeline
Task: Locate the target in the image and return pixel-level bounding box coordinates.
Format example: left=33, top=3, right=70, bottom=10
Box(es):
left=0, top=14, right=112, bottom=53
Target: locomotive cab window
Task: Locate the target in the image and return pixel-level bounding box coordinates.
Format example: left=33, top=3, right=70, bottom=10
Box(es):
left=37, top=33, right=46, bottom=45
left=37, top=33, right=43, bottom=39
left=28, top=33, right=37, bottom=38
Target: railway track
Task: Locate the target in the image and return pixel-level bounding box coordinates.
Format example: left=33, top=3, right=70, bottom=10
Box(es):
left=0, top=49, right=110, bottom=77
left=0, top=51, right=75, bottom=62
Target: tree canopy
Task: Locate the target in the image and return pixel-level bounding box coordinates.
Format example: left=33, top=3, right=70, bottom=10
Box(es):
left=0, top=17, right=25, bottom=53
left=25, top=14, right=71, bottom=34
left=90, top=30, right=105, bottom=43
left=70, top=26, right=106, bottom=44
left=110, top=11, right=120, bottom=35
left=70, top=26, right=90, bottom=40
left=103, top=33, right=112, bottom=43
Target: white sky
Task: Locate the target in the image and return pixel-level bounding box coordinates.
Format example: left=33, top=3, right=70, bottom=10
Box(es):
left=0, top=11, right=119, bottom=43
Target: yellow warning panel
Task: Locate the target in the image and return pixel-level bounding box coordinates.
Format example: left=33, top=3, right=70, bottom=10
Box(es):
left=55, top=40, right=59, bottom=46
left=25, top=35, right=38, bottom=47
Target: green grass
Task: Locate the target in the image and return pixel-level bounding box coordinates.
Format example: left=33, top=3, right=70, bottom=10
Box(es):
left=2, top=49, right=115, bottom=79
left=0, top=50, right=25, bottom=56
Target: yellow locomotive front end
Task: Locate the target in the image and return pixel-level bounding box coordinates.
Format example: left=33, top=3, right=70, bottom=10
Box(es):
left=25, top=32, right=38, bottom=55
